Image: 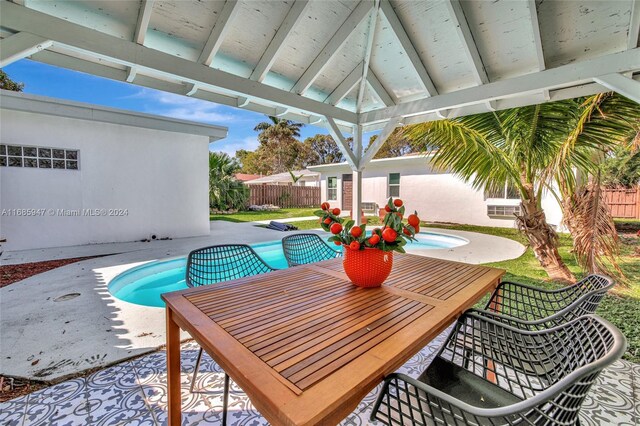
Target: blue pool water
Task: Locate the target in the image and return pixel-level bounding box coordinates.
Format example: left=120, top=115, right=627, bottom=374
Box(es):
left=108, top=232, right=467, bottom=308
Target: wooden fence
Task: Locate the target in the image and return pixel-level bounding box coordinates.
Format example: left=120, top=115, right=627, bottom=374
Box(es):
left=602, top=186, right=640, bottom=219
left=248, top=184, right=320, bottom=208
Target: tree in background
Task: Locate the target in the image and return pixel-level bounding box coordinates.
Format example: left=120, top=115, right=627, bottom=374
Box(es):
left=252, top=117, right=304, bottom=174
left=0, top=70, right=24, bottom=92
left=236, top=148, right=272, bottom=175
left=368, top=128, right=417, bottom=159
left=601, top=147, right=640, bottom=187
left=301, top=134, right=345, bottom=165
left=209, top=152, right=248, bottom=211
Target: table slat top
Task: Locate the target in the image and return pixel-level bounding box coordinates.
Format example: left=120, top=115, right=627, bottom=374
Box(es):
left=164, top=253, right=504, bottom=425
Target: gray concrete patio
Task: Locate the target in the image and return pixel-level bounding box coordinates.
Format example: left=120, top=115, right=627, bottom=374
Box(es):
left=0, top=221, right=524, bottom=382
left=1, top=330, right=637, bottom=426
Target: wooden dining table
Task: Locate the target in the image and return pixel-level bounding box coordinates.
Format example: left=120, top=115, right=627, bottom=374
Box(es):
left=162, top=253, right=505, bottom=426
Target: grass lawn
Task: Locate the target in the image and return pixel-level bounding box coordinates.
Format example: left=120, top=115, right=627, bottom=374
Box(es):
left=210, top=208, right=317, bottom=222
left=289, top=217, right=640, bottom=363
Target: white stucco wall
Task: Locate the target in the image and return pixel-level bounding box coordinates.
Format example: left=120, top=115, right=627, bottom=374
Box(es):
left=1, top=109, right=212, bottom=251
left=312, top=157, right=564, bottom=230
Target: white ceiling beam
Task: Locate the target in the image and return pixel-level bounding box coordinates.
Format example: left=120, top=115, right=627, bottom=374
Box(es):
left=0, top=2, right=357, bottom=124
left=133, top=0, right=154, bottom=45
left=628, top=0, right=640, bottom=50
left=292, top=1, right=373, bottom=95
left=360, top=75, right=640, bottom=132
left=326, top=62, right=364, bottom=106
left=236, top=96, right=250, bottom=107
left=445, top=0, right=488, bottom=85
left=325, top=117, right=359, bottom=170
left=250, top=0, right=310, bottom=82
left=356, top=1, right=379, bottom=112
left=380, top=0, right=438, bottom=96
left=198, top=0, right=241, bottom=66
left=380, top=0, right=437, bottom=97
left=275, top=107, right=289, bottom=117
left=0, top=32, right=52, bottom=67
left=360, top=116, right=403, bottom=166
left=435, top=109, right=451, bottom=119
left=359, top=48, right=640, bottom=125
left=366, top=69, right=396, bottom=106
left=525, top=0, right=549, bottom=100
left=184, top=83, right=198, bottom=96
left=31, top=48, right=351, bottom=130
left=594, top=73, right=640, bottom=104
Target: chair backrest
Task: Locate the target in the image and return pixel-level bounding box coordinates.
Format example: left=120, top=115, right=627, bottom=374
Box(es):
left=438, top=313, right=626, bottom=424
left=489, top=274, right=614, bottom=327
left=185, top=244, right=275, bottom=287
left=281, top=233, right=341, bottom=267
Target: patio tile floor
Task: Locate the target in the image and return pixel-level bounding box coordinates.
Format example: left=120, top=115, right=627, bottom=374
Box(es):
left=1, top=332, right=637, bottom=426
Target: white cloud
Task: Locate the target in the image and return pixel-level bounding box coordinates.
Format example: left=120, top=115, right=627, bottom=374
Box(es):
left=210, top=136, right=259, bottom=156
left=126, top=88, right=244, bottom=124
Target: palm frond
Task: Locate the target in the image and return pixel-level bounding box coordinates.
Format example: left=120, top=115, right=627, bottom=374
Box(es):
left=404, top=114, right=521, bottom=195
left=563, top=179, right=624, bottom=283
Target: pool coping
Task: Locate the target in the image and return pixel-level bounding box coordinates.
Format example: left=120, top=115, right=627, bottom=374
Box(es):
left=0, top=222, right=524, bottom=382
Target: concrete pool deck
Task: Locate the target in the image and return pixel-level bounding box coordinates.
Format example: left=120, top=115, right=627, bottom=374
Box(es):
left=0, top=221, right=524, bottom=382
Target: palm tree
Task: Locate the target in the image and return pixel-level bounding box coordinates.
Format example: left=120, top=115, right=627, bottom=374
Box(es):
left=253, top=116, right=304, bottom=173
left=209, top=152, right=248, bottom=211
left=405, top=100, right=606, bottom=283
left=552, top=93, right=639, bottom=280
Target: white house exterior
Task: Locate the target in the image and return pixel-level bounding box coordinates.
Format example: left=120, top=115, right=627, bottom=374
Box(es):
left=244, top=169, right=320, bottom=187
left=0, top=91, right=227, bottom=252
left=309, top=155, right=564, bottom=230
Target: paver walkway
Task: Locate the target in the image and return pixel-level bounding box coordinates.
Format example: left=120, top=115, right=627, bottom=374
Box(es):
left=1, top=329, right=638, bottom=426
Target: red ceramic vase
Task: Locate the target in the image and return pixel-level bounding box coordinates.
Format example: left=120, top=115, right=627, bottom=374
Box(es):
left=342, top=247, right=393, bottom=288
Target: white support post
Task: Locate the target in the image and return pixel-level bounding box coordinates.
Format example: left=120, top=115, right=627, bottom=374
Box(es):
left=324, top=116, right=359, bottom=170
left=352, top=170, right=363, bottom=226
left=0, top=32, right=52, bottom=67
left=594, top=73, right=640, bottom=104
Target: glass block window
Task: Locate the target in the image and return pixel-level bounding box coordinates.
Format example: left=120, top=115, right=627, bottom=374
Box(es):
left=327, top=176, right=338, bottom=201
left=487, top=205, right=521, bottom=217
left=388, top=173, right=400, bottom=198
left=0, top=144, right=79, bottom=170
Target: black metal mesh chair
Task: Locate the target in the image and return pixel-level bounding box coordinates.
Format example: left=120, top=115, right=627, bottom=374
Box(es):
left=370, top=312, right=626, bottom=426
left=281, top=233, right=341, bottom=267
left=471, top=274, right=614, bottom=330
left=186, top=244, right=275, bottom=287
left=185, top=244, right=276, bottom=425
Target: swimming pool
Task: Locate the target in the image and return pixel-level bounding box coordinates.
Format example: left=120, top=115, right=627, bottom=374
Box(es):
left=108, top=232, right=468, bottom=308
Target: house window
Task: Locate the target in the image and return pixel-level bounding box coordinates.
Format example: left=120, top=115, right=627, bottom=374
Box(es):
left=388, top=173, right=400, bottom=197
left=0, top=144, right=79, bottom=170
left=485, top=183, right=519, bottom=199
left=487, top=205, right=522, bottom=217
left=327, top=176, right=337, bottom=200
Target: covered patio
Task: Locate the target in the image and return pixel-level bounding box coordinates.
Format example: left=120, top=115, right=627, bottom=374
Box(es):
left=1, top=0, right=638, bottom=221
left=1, top=0, right=639, bottom=425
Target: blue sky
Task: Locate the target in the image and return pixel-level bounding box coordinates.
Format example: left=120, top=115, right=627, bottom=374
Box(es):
left=3, top=60, right=329, bottom=155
